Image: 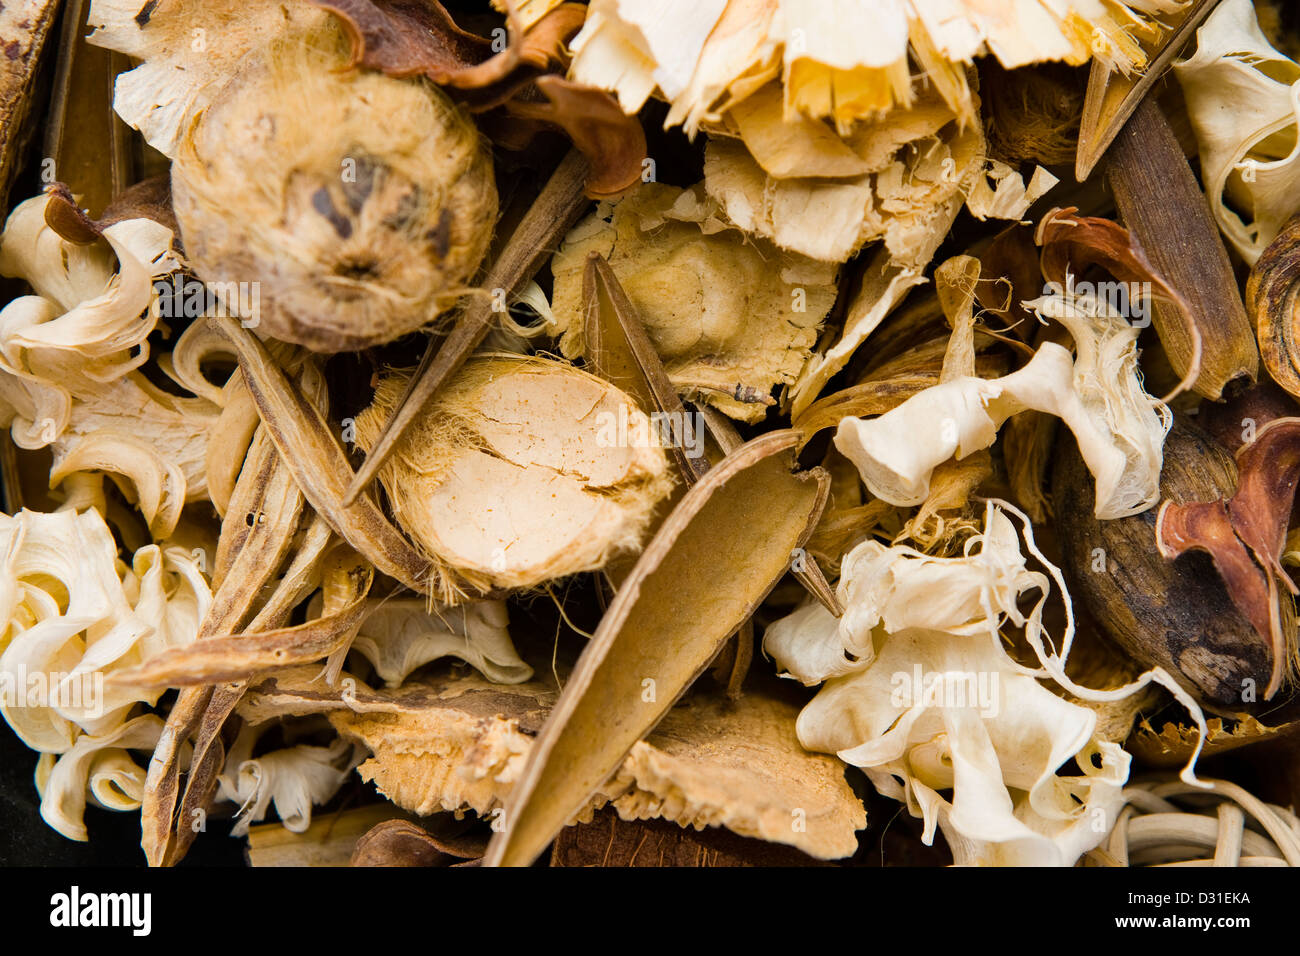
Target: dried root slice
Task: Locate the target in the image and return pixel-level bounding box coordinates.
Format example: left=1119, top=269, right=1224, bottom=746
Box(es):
left=1155, top=418, right=1300, bottom=700
left=248, top=665, right=863, bottom=860
left=355, top=355, right=673, bottom=591
left=484, top=430, right=829, bottom=867
left=1174, top=0, right=1300, bottom=267
left=549, top=183, right=836, bottom=422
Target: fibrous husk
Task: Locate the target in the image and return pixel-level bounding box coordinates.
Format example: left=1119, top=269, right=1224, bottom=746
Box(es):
left=0, top=192, right=220, bottom=538
left=549, top=183, right=837, bottom=422
left=764, top=501, right=1208, bottom=866
left=1174, top=0, right=1300, bottom=266
left=836, top=275, right=1171, bottom=520
left=354, top=356, right=673, bottom=591
left=566, top=0, right=1180, bottom=134
left=244, top=665, right=864, bottom=860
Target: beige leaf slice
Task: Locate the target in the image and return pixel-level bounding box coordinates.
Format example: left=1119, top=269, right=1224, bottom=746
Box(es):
left=483, top=430, right=829, bottom=866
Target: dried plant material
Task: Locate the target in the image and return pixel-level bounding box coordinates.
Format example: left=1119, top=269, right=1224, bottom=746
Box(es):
left=789, top=252, right=930, bottom=419
left=580, top=252, right=709, bottom=481
left=246, top=803, right=413, bottom=867
left=107, top=548, right=373, bottom=688
left=1036, top=206, right=1204, bottom=400
left=567, top=0, right=1179, bottom=134
left=35, top=714, right=164, bottom=842
left=342, top=149, right=591, bottom=506
left=0, top=192, right=219, bottom=538
left=350, top=598, right=532, bottom=686
left=1174, top=0, right=1300, bottom=266
left=837, top=276, right=1172, bottom=520
left=981, top=61, right=1082, bottom=167
left=0, top=508, right=209, bottom=753
left=1130, top=713, right=1297, bottom=767
left=139, top=429, right=307, bottom=866
left=1247, top=212, right=1300, bottom=401
left=277, top=663, right=863, bottom=859
left=217, top=318, right=438, bottom=597
left=1094, top=775, right=1300, bottom=867
left=551, top=808, right=829, bottom=867
left=1155, top=417, right=1300, bottom=699
left=1075, top=0, right=1224, bottom=180
left=1107, top=97, right=1258, bottom=401
left=766, top=501, right=1207, bottom=866
left=0, top=2, right=60, bottom=212
left=550, top=184, right=835, bottom=422
left=966, top=162, right=1058, bottom=222
left=355, top=356, right=672, bottom=591
left=175, top=40, right=495, bottom=352
left=484, top=431, right=828, bottom=866
left=703, top=97, right=984, bottom=264
left=350, top=818, right=485, bottom=867
left=216, top=729, right=359, bottom=837
left=1055, top=419, right=1282, bottom=706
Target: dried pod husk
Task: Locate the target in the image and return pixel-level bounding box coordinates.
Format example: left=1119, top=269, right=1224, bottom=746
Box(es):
left=1247, top=212, right=1300, bottom=402
left=1054, top=419, right=1283, bottom=707
left=354, top=355, right=673, bottom=591
left=171, top=26, right=497, bottom=352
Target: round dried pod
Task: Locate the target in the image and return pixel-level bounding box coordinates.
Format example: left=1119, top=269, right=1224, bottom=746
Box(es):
left=171, top=28, right=497, bottom=352
left=355, top=356, right=675, bottom=591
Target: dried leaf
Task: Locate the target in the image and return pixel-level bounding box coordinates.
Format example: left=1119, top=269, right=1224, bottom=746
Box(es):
left=484, top=431, right=829, bottom=866
left=351, top=819, right=486, bottom=866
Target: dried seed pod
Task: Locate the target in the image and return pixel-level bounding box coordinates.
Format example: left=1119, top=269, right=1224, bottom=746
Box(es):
left=354, top=356, right=674, bottom=591
left=171, top=30, right=497, bottom=352
left=1054, top=419, right=1283, bottom=707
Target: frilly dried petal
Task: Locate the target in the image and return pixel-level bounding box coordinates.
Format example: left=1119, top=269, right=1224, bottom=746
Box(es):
left=1174, top=0, right=1300, bottom=266
left=35, top=714, right=163, bottom=841
left=349, top=598, right=532, bottom=686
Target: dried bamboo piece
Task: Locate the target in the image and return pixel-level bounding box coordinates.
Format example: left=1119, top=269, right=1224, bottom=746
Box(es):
left=1106, top=96, right=1258, bottom=400
left=343, top=148, right=591, bottom=505
left=1076, top=0, right=1226, bottom=181
left=484, top=431, right=829, bottom=867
